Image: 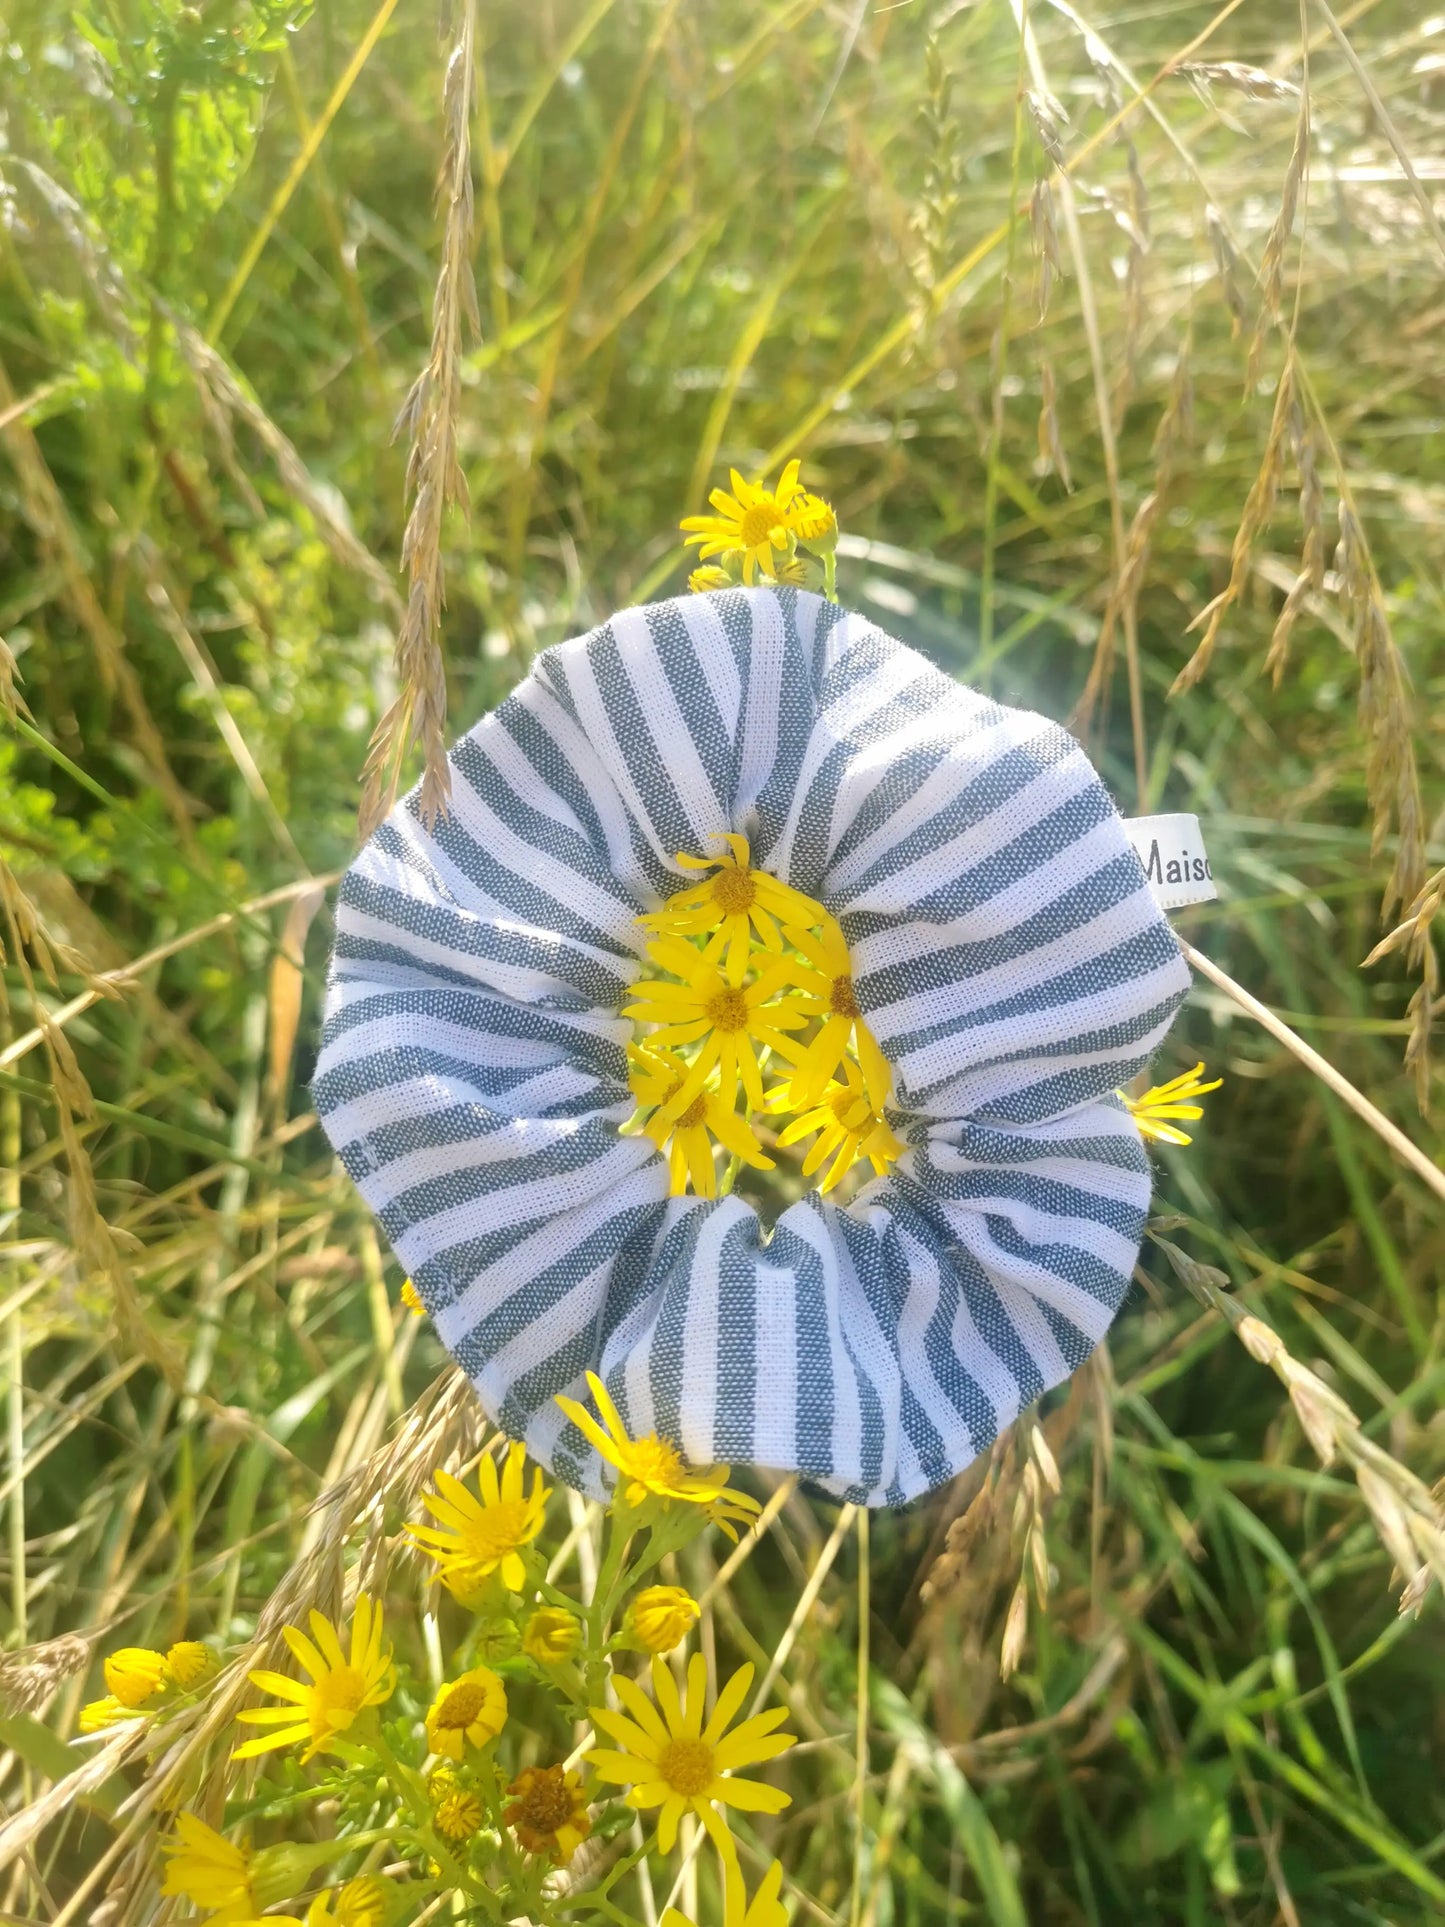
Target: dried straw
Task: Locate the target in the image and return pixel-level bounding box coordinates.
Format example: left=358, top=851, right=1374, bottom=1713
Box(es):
left=1152, top=1233, right=1445, bottom=1613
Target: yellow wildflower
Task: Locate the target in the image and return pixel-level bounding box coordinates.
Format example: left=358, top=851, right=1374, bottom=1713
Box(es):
left=165, top=1640, right=213, bottom=1688
left=769, top=914, right=891, bottom=1111
left=627, top=1043, right=774, bottom=1199
left=556, top=1371, right=760, bottom=1527
left=104, top=1646, right=167, bottom=1708
left=765, top=554, right=817, bottom=589
left=773, top=1057, right=904, bottom=1195
left=78, top=1695, right=136, bottom=1733
left=590, top=1653, right=795, bottom=1856
left=407, top=1441, right=550, bottom=1596
left=305, top=1876, right=390, bottom=1927
left=160, top=1814, right=257, bottom=1922
left=624, top=935, right=807, bottom=1118
left=662, top=1855, right=789, bottom=1927
left=425, top=1667, right=508, bottom=1760
left=688, top=564, right=735, bottom=594
left=432, top=1781, right=486, bottom=1842
left=641, top=832, right=825, bottom=986
left=522, top=1606, right=582, bottom=1665
left=505, top=1763, right=592, bottom=1864
left=628, top=1585, right=701, bottom=1654
left=680, top=461, right=807, bottom=585
left=400, top=1277, right=425, bottom=1315
left=1123, top=1061, right=1223, bottom=1146
left=791, top=490, right=838, bottom=549
left=233, top=1596, right=395, bottom=1763
left=705, top=1493, right=766, bottom=1543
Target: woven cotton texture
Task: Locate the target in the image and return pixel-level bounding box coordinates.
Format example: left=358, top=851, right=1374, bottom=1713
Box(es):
left=313, top=587, right=1190, bottom=1505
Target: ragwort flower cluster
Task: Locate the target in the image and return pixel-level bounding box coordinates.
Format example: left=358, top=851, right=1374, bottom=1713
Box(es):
left=625, top=831, right=903, bottom=1201
left=105, top=1384, right=792, bottom=1927
left=79, top=1636, right=215, bottom=1732
left=681, top=460, right=839, bottom=598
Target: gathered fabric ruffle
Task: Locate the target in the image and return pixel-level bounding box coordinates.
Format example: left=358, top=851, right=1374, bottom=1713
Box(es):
left=313, top=587, right=1188, bottom=1504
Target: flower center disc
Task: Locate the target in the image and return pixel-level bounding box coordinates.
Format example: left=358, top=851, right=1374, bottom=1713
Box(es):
left=659, top=1736, right=716, bottom=1797
left=829, top=973, right=860, bottom=1019
left=516, top=1771, right=574, bottom=1831
left=675, top=1093, right=709, bottom=1130
left=738, top=502, right=782, bottom=549
left=314, top=1666, right=367, bottom=1733
left=712, top=867, right=756, bottom=914
left=829, top=1087, right=870, bottom=1128
left=633, top=1434, right=686, bottom=1486
left=461, top=1500, right=531, bottom=1561
left=704, top=986, right=751, bottom=1033
left=436, top=1681, right=487, bottom=1727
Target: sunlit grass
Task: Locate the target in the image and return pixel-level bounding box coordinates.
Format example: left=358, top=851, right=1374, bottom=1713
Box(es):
left=1, top=0, right=1443, bottom=1920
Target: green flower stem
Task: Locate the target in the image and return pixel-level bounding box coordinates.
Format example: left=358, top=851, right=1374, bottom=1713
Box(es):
left=593, top=1512, right=636, bottom=1618
left=553, top=1842, right=651, bottom=1915
left=251, top=1826, right=399, bottom=1907
left=536, top=1575, right=587, bottom=1615
left=577, top=1505, right=714, bottom=1708
left=584, top=1642, right=611, bottom=1712
left=369, top=1732, right=483, bottom=1906
left=544, top=1658, right=589, bottom=1708
left=580, top=1510, right=639, bottom=1703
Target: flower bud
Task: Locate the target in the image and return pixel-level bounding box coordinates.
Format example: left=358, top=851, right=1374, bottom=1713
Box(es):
left=521, top=1607, right=581, bottom=1665
left=791, top=492, right=838, bottom=552
left=307, top=1874, right=390, bottom=1926
left=440, top=1566, right=506, bottom=1616
left=104, top=1647, right=167, bottom=1708
left=252, top=1838, right=363, bottom=1911
left=78, top=1695, right=133, bottom=1733
left=626, top=1585, right=700, bottom=1654
left=165, top=1641, right=214, bottom=1689
left=433, top=1785, right=486, bottom=1842
left=470, top=1617, right=521, bottom=1665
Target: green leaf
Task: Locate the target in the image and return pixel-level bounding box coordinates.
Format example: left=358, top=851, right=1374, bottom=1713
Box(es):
left=0, top=1713, right=128, bottom=1819
left=872, top=1679, right=1027, bottom=1927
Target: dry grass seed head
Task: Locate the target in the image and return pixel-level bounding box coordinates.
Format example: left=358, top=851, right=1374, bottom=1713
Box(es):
left=1030, top=178, right=1060, bottom=321
left=1205, top=203, right=1248, bottom=338
left=1154, top=1233, right=1445, bottom=1613
left=1247, top=77, right=1311, bottom=388
left=1024, top=89, right=1068, bottom=170
left=1171, top=356, right=1294, bottom=694
left=0, top=1633, right=93, bottom=1718
left=171, top=317, right=401, bottom=611
left=1088, top=49, right=1150, bottom=416
left=360, top=0, right=479, bottom=837
left=913, top=36, right=965, bottom=298
left=1036, top=360, right=1071, bottom=491
left=1180, top=61, right=1300, bottom=105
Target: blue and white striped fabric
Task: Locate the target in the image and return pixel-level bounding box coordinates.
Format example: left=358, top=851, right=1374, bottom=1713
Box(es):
left=313, top=588, right=1190, bottom=1505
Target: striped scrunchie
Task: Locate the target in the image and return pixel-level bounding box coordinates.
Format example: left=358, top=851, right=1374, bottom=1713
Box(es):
left=313, top=588, right=1189, bottom=1505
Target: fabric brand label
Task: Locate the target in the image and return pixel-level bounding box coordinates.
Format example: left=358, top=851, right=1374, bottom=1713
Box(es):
left=1124, top=813, right=1217, bottom=909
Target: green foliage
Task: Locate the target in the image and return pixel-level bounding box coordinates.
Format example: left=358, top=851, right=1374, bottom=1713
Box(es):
left=1, top=1, right=1443, bottom=1922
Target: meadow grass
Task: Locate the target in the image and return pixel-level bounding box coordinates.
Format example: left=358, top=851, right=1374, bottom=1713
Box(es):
left=1, top=0, right=1444, bottom=1920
